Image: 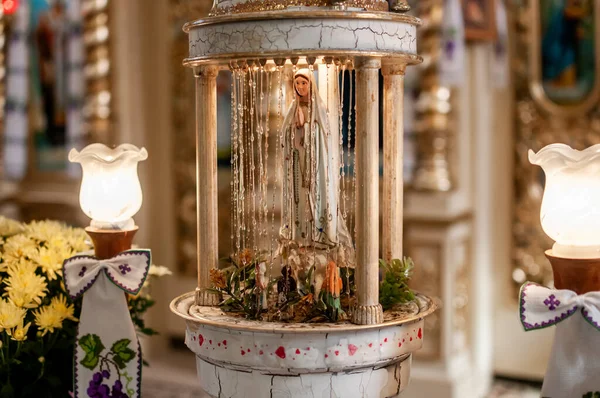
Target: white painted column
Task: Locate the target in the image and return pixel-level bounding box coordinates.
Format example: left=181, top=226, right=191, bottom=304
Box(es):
left=352, top=58, right=383, bottom=325
left=195, top=66, right=221, bottom=306
left=469, top=45, right=494, bottom=393
left=382, top=62, right=406, bottom=262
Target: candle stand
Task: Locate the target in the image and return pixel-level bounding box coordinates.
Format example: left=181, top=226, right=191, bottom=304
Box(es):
left=521, top=144, right=600, bottom=397
left=63, top=144, right=151, bottom=398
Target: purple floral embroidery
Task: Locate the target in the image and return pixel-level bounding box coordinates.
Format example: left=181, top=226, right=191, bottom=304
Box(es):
left=119, top=264, right=132, bottom=275
left=495, top=41, right=506, bottom=57
left=78, top=266, right=87, bottom=277
left=444, top=40, right=456, bottom=60
left=544, top=294, right=560, bottom=311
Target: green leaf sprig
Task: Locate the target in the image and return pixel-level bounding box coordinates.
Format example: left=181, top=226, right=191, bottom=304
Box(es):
left=379, top=257, right=416, bottom=311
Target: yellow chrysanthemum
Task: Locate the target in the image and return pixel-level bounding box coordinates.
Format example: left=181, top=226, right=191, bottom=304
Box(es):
left=25, top=220, right=65, bottom=244
left=3, top=235, right=38, bottom=264
left=50, top=295, right=77, bottom=322
left=33, top=305, right=64, bottom=336
left=0, top=300, right=27, bottom=332
left=9, top=321, right=31, bottom=341
left=46, top=236, right=68, bottom=250
left=4, top=269, right=48, bottom=308
left=63, top=227, right=90, bottom=253
left=0, top=216, right=24, bottom=237
left=5, top=258, right=39, bottom=278
left=149, top=264, right=172, bottom=277
left=56, top=245, right=76, bottom=263
left=31, top=247, right=65, bottom=281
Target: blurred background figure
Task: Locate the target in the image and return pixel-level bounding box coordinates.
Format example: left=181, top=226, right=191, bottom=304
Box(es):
left=35, top=0, right=66, bottom=147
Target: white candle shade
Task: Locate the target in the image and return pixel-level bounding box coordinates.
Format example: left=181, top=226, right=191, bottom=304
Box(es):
left=69, top=144, right=148, bottom=230
left=529, top=143, right=600, bottom=259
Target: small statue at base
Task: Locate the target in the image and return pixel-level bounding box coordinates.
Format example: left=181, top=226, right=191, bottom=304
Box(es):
left=256, top=261, right=268, bottom=310
left=277, top=264, right=297, bottom=305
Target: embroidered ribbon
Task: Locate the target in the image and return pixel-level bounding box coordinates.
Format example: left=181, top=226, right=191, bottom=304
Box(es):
left=520, top=282, right=600, bottom=397
left=492, top=0, right=509, bottom=89
left=519, top=282, right=600, bottom=332
left=63, top=250, right=151, bottom=398
left=439, top=0, right=465, bottom=87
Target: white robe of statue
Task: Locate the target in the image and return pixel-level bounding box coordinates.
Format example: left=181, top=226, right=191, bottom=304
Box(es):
left=279, top=69, right=354, bottom=269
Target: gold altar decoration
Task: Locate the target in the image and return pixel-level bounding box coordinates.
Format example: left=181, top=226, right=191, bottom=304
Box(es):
left=511, top=1, right=600, bottom=294
left=411, top=0, right=454, bottom=192
left=82, top=0, right=114, bottom=144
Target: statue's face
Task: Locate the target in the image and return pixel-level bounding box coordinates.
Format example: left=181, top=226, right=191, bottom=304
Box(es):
left=295, top=77, right=309, bottom=98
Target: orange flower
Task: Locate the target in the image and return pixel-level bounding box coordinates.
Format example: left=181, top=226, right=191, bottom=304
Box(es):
left=300, top=293, right=313, bottom=304
left=210, top=269, right=227, bottom=289
left=324, top=261, right=343, bottom=297
left=239, top=249, right=253, bottom=266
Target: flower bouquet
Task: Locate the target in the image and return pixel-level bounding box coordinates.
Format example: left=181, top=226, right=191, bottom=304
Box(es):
left=0, top=216, right=169, bottom=398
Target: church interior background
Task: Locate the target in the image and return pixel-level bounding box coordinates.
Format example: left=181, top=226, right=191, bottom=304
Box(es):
left=0, top=0, right=595, bottom=396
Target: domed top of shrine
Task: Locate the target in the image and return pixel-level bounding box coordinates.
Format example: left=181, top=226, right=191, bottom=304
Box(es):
left=209, top=0, right=410, bottom=16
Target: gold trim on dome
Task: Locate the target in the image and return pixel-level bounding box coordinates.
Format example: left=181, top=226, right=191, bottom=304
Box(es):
left=183, top=51, right=422, bottom=68
left=209, top=0, right=389, bottom=16
left=184, top=10, right=420, bottom=31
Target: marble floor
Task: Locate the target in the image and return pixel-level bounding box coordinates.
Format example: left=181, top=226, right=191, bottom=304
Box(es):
left=487, top=379, right=541, bottom=398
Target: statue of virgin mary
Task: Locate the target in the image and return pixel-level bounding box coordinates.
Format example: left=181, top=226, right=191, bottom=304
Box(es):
left=279, top=69, right=354, bottom=267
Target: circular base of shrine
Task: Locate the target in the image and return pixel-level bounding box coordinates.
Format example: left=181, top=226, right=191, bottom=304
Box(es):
left=170, top=293, right=435, bottom=398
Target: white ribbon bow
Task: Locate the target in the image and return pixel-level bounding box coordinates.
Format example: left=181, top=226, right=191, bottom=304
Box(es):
left=64, top=249, right=151, bottom=398
left=64, top=250, right=151, bottom=299
left=520, top=282, right=600, bottom=332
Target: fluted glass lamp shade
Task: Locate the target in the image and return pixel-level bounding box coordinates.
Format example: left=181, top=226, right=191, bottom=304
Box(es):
left=529, top=143, right=600, bottom=259
left=69, top=144, right=148, bottom=230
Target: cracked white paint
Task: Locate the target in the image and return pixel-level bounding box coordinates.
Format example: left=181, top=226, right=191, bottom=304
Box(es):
left=197, top=355, right=410, bottom=397
left=184, top=320, right=423, bottom=373
left=188, top=18, right=417, bottom=59
left=172, top=293, right=434, bottom=397
left=184, top=318, right=424, bottom=397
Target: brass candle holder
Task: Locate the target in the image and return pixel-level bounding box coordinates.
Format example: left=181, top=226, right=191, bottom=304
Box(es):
left=546, top=251, right=600, bottom=295
left=86, top=227, right=139, bottom=260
